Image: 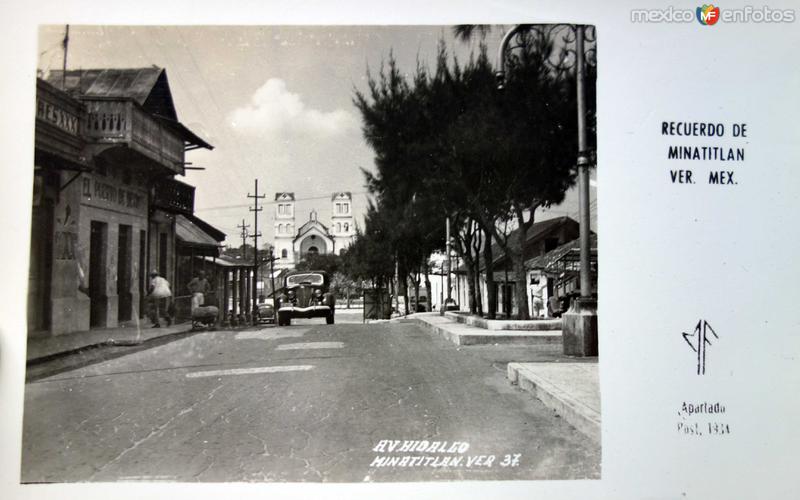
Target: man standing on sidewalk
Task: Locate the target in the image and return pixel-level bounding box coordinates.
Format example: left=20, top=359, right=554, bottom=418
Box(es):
left=187, top=270, right=211, bottom=312
left=148, top=270, right=173, bottom=328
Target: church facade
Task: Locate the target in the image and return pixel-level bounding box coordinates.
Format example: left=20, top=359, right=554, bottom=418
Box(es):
left=273, top=192, right=355, bottom=270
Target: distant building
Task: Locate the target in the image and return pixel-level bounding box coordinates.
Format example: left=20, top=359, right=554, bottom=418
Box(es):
left=451, top=216, right=593, bottom=318
left=272, top=191, right=355, bottom=270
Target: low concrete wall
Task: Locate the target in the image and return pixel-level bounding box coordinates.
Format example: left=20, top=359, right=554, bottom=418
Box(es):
left=445, top=312, right=562, bottom=331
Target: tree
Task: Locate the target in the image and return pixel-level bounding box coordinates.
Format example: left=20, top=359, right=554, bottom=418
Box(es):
left=295, top=253, right=341, bottom=275
left=354, top=54, right=448, bottom=312
left=354, top=31, right=591, bottom=319
left=221, top=243, right=255, bottom=261
left=452, top=25, right=596, bottom=319
left=340, top=202, right=396, bottom=290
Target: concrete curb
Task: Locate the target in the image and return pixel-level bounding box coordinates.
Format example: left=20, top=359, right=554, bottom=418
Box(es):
left=507, top=362, right=600, bottom=444
left=444, top=311, right=562, bottom=331
left=27, top=325, right=197, bottom=365
left=410, top=315, right=562, bottom=346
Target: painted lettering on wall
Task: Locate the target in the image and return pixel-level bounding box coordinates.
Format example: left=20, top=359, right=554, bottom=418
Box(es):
left=36, top=97, right=80, bottom=136
left=82, top=176, right=143, bottom=210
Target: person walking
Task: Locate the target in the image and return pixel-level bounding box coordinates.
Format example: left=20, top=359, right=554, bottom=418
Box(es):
left=148, top=270, right=173, bottom=327
left=187, top=270, right=211, bottom=312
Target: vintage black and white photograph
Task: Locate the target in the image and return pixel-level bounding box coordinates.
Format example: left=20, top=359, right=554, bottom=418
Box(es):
left=24, top=24, right=598, bottom=483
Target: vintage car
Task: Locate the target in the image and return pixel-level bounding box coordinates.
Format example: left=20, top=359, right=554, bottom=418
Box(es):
left=256, top=298, right=275, bottom=325
left=276, top=271, right=336, bottom=326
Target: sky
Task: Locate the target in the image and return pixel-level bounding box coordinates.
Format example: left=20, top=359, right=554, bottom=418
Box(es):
left=37, top=25, right=595, bottom=247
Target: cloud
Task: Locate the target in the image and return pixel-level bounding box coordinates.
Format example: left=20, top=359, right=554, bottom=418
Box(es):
left=229, top=78, right=358, bottom=136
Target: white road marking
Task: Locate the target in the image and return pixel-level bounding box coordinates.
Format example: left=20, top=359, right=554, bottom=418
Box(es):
left=276, top=342, right=344, bottom=350
left=235, top=328, right=307, bottom=341
left=186, top=365, right=314, bottom=378
left=118, top=475, right=178, bottom=481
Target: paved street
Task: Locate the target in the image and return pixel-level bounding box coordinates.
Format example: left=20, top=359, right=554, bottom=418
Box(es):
left=22, top=312, right=599, bottom=483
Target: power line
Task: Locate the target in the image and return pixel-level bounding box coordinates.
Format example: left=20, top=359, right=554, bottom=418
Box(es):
left=195, top=190, right=370, bottom=213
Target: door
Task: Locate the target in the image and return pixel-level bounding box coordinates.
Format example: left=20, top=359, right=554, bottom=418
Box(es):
left=89, top=221, right=108, bottom=327
left=117, top=224, right=132, bottom=322
left=139, top=230, right=146, bottom=318
left=27, top=200, right=53, bottom=331
left=158, top=232, right=168, bottom=278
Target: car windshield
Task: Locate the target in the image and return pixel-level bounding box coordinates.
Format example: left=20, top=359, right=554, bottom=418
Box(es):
left=286, top=273, right=324, bottom=287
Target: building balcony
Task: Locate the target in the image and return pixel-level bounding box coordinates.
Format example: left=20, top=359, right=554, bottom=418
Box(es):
left=82, top=98, right=186, bottom=175
left=152, top=178, right=195, bottom=215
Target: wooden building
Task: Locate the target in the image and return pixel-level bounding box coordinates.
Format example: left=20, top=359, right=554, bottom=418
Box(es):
left=30, top=68, right=215, bottom=336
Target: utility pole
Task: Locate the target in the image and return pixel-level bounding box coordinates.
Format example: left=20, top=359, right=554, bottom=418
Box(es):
left=61, top=25, right=70, bottom=90
left=248, top=179, right=265, bottom=316
left=265, top=247, right=278, bottom=326
left=237, top=219, right=250, bottom=260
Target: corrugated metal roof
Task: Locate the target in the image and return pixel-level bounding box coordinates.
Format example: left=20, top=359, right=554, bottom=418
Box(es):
left=48, top=68, right=164, bottom=106
left=525, top=234, right=598, bottom=271
left=176, top=214, right=222, bottom=249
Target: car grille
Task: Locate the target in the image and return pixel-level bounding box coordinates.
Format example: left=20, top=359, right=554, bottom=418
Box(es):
left=294, top=286, right=314, bottom=306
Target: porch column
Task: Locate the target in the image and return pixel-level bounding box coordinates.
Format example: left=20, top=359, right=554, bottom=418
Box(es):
left=221, top=268, right=230, bottom=326
left=244, top=268, right=251, bottom=320
left=239, top=267, right=246, bottom=322
left=231, top=268, right=239, bottom=320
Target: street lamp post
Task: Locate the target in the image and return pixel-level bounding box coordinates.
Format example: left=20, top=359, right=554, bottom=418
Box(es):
left=496, top=24, right=597, bottom=356
left=575, top=25, right=592, bottom=300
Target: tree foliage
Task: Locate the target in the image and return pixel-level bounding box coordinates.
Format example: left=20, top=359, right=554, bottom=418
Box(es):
left=349, top=28, right=596, bottom=319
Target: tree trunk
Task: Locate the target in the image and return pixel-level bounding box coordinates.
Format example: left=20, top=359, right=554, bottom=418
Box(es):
left=463, top=255, right=477, bottom=314
left=413, top=270, right=420, bottom=313
left=505, top=211, right=531, bottom=320
left=482, top=226, right=496, bottom=320
left=424, top=263, right=432, bottom=313
left=473, top=259, right=483, bottom=316
left=401, top=272, right=410, bottom=315
left=472, top=226, right=483, bottom=316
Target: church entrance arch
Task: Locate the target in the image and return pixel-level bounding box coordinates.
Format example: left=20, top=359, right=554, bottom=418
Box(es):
left=299, top=234, right=327, bottom=257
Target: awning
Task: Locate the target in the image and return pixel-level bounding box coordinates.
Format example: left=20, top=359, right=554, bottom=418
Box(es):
left=198, top=255, right=254, bottom=268
left=154, top=115, right=214, bottom=150
left=176, top=214, right=222, bottom=252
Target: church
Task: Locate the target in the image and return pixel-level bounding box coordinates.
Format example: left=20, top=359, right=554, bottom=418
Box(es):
left=272, top=192, right=355, bottom=270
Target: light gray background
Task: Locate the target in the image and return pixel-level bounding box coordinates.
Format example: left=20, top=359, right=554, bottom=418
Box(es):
left=1, top=1, right=798, bottom=499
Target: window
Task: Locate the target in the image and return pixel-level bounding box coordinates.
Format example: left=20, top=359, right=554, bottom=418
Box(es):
left=544, top=237, right=560, bottom=252
left=343, top=203, right=349, bottom=214
left=278, top=204, right=284, bottom=215
left=281, top=248, right=288, bottom=259
left=344, top=223, right=349, bottom=232
left=286, top=224, right=292, bottom=234
left=337, top=223, right=341, bottom=232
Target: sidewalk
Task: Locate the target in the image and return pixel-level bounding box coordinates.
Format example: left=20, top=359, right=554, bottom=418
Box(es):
left=409, top=312, right=600, bottom=443
left=508, top=362, right=600, bottom=444
left=27, top=321, right=195, bottom=364
left=409, top=312, right=562, bottom=346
